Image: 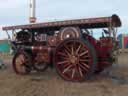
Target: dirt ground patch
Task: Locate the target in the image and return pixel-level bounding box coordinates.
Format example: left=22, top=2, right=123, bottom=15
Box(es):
left=0, top=53, right=128, bottom=96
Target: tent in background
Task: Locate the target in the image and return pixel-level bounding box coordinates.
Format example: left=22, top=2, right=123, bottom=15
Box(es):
left=0, top=40, right=10, bottom=53
left=117, top=34, right=128, bottom=49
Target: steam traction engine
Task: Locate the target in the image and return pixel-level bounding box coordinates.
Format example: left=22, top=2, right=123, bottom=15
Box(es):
left=3, top=14, right=121, bottom=82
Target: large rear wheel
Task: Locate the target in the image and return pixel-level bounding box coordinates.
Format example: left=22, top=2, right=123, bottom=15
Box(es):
left=54, top=38, right=97, bottom=82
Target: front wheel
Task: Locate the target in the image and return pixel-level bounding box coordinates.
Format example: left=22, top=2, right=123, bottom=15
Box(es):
left=54, top=38, right=97, bottom=82
left=12, top=50, right=32, bottom=75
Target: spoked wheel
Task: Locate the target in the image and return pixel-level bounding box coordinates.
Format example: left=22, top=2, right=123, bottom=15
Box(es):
left=33, top=62, right=49, bottom=72
left=13, top=50, right=32, bottom=75
left=54, top=38, right=97, bottom=82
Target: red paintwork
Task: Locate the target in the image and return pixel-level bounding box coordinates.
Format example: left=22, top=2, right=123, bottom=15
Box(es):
left=83, top=34, right=114, bottom=72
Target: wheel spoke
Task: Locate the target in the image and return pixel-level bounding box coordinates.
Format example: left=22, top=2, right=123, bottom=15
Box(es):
left=16, top=55, right=24, bottom=65
left=57, top=60, right=69, bottom=65
left=58, top=52, right=67, bottom=57
left=58, top=52, right=69, bottom=60
left=79, top=64, right=88, bottom=71
left=76, top=44, right=81, bottom=54
left=16, top=59, right=22, bottom=65
left=63, top=65, right=73, bottom=73
left=19, top=55, right=25, bottom=63
left=19, top=55, right=24, bottom=60
left=61, top=56, right=69, bottom=61
left=71, top=44, right=74, bottom=55
left=64, top=45, right=71, bottom=53
left=81, top=62, right=90, bottom=69
left=79, top=50, right=88, bottom=56
left=78, top=66, right=83, bottom=77
left=72, top=68, right=76, bottom=78
left=64, top=49, right=71, bottom=57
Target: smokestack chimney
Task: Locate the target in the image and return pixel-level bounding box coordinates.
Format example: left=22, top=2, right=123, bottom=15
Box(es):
left=29, top=0, right=36, bottom=23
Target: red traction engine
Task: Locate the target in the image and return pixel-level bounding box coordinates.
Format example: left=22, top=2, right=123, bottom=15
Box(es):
left=3, top=14, right=121, bottom=82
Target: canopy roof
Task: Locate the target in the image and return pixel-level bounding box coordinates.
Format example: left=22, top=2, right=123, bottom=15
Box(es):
left=3, top=14, right=121, bottom=31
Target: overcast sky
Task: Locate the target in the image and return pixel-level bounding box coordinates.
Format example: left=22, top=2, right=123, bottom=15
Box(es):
left=0, top=0, right=128, bottom=39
